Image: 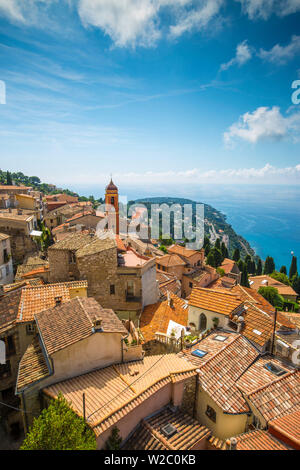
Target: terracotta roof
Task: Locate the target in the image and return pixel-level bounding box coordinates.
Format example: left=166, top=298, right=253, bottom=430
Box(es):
left=16, top=256, right=49, bottom=280
left=0, top=232, right=10, bottom=241
left=234, top=430, right=289, bottom=450
left=167, top=245, right=201, bottom=258
left=156, top=269, right=177, bottom=284
left=156, top=254, right=186, bottom=267
left=140, top=294, right=188, bottom=342
left=241, top=303, right=274, bottom=347
left=0, top=185, right=31, bottom=191
left=179, top=332, right=259, bottom=414
left=236, top=356, right=294, bottom=395
left=0, top=289, right=22, bottom=332
left=106, top=178, right=118, bottom=191
left=269, top=409, right=300, bottom=449
left=246, top=370, right=300, bottom=422
left=220, top=258, right=237, bottom=274
left=231, top=284, right=275, bottom=315
left=21, top=266, right=49, bottom=278
left=16, top=336, right=50, bottom=392
left=43, top=354, right=197, bottom=437
left=249, top=275, right=298, bottom=297
left=159, top=278, right=181, bottom=298
left=17, top=280, right=88, bottom=323
left=66, top=211, right=94, bottom=223
left=123, top=407, right=211, bottom=450
left=189, top=287, right=244, bottom=316
left=49, top=232, right=116, bottom=257
left=35, top=297, right=127, bottom=356
left=0, top=209, right=34, bottom=221
left=285, top=313, right=300, bottom=329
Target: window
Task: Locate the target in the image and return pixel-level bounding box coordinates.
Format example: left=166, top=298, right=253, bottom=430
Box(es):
left=1, top=387, right=14, bottom=401
left=5, top=265, right=9, bottom=276
left=192, top=349, right=207, bottom=358
left=199, top=313, right=207, bottom=331
left=110, top=285, right=115, bottom=295
left=206, top=405, right=216, bottom=423
left=4, top=336, right=15, bottom=356
left=69, top=251, right=76, bottom=264
left=264, top=362, right=286, bottom=377
left=0, top=360, right=11, bottom=379
left=213, top=335, right=227, bottom=342
left=127, top=281, right=134, bottom=297
left=26, top=323, right=35, bottom=335
left=189, top=282, right=193, bottom=288
left=111, top=196, right=115, bottom=205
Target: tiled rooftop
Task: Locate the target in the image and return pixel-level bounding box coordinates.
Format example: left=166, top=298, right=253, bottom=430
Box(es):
left=269, top=409, right=300, bottom=449
left=16, top=336, right=50, bottom=392
left=241, top=302, right=274, bottom=347
left=156, top=254, right=186, bottom=268
left=249, top=275, right=298, bottom=297
left=17, top=280, right=88, bottom=323
left=233, top=430, right=289, bottom=450
left=35, top=297, right=127, bottom=356
left=220, top=258, right=237, bottom=274
left=0, top=289, right=22, bottom=333
left=49, top=232, right=116, bottom=257
left=179, top=332, right=259, bottom=414
left=189, top=287, right=243, bottom=316
left=140, top=294, right=188, bottom=342
left=122, top=407, right=211, bottom=450
left=246, top=370, right=300, bottom=422
left=43, top=354, right=197, bottom=437
left=167, top=245, right=201, bottom=258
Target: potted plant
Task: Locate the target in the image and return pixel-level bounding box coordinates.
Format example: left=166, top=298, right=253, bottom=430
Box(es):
left=212, top=317, right=219, bottom=329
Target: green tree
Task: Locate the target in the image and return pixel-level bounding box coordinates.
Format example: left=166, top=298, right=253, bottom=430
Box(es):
left=159, top=245, right=168, bottom=254
left=210, top=247, right=223, bottom=267
left=280, top=265, right=287, bottom=275
left=258, top=286, right=284, bottom=309
left=203, top=236, right=211, bottom=256
left=221, top=242, right=228, bottom=260
left=206, top=251, right=216, bottom=268
left=289, top=256, right=297, bottom=280
left=263, top=256, right=275, bottom=275
left=6, top=171, right=12, bottom=185
left=237, top=259, right=244, bottom=272
left=290, top=273, right=300, bottom=296
left=241, top=264, right=250, bottom=287
left=270, top=271, right=290, bottom=286
left=214, top=238, right=221, bottom=250
left=105, top=427, right=122, bottom=450
left=256, top=258, right=262, bottom=275
left=233, top=248, right=240, bottom=262
left=20, top=394, right=96, bottom=450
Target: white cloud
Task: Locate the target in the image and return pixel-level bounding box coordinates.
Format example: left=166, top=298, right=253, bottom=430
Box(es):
left=220, top=40, right=252, bottom=71
left=169, top=0, right=224, bottom=38
left=224, top=106, right=300, bottom=146
left=259, top=35, right=300, bottom=64
left=78, top=0, right=224, bottom=47
left=236, top=0, right=300, bottom=19
left=56, top=164, right=300, bottom=186
left=0, top=0, right=58, bottom=24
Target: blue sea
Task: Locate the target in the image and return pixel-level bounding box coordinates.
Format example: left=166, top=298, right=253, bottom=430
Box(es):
left=68, top=183, right=300, bottom=271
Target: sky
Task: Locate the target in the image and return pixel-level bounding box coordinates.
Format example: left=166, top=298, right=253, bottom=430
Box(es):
left=0, top=0, right=300, bottom=191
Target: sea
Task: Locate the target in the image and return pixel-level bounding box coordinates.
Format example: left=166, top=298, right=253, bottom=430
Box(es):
left=68, top=183, right=300, bottom=271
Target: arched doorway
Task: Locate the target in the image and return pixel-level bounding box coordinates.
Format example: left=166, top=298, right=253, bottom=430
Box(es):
left=199, top=313, right=207, bottom=331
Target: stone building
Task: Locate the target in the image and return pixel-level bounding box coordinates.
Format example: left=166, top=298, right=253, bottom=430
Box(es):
left=48, top=232, right=158, bottom=323
left=0, top=209, right=38, bottom=265
left=0, top=233, right=14, bottom=284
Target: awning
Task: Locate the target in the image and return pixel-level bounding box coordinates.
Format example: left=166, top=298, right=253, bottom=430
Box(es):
left=30, top=230, right=42, bottom=237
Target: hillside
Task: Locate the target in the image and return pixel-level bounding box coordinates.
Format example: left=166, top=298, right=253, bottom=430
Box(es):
left=132, top=196, right=256, bottom=259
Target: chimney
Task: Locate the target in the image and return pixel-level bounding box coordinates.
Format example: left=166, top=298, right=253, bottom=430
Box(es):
left=54, top=296, right=62, bottom=306
left=226, top=437, right=237, bottom=450
left=93, top=318, right=103, bottom=331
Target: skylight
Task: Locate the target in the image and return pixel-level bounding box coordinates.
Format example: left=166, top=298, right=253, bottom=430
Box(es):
left=264, top=362, right=286, bottom=377
left=191, top=349, right=208, bottom=358
left=253, top=329, right=262, bottom=336
left=213, top=335, right=227, bottom=342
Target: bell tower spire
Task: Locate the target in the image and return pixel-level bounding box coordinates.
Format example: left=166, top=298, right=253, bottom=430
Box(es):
left=105, top=177, right=119, bottom=235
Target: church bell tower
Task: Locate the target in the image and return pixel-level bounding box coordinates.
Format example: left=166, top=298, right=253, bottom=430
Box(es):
left=105, top=178, right=119, bottom=235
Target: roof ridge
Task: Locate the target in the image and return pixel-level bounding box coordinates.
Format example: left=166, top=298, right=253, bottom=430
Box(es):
left=247, top=369, right=299, bottom=398
left=192, top=286, right=239, bottom=297
left=196, top=333, right=242, bottom=370
left=77, top=296, right=94, bottom=327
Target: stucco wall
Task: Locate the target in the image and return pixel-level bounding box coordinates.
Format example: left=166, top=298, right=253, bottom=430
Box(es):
left=188, top=305, right=227, bottom=331
left=196, top=387, right=248, bottom=440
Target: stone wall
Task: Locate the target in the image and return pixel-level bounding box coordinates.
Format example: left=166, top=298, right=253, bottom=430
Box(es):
left=180, top=375, right=197, bottom=417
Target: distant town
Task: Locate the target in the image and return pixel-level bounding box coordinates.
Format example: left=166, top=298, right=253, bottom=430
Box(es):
left=0, top=170, right=299, bottom=451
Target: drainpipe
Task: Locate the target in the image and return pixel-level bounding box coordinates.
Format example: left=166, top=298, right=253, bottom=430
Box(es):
left=271, top=308, right=278, bottom=356
left=193, top=369, right=201, bottom=419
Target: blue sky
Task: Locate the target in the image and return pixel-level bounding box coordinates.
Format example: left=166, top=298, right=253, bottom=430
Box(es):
left=0, top=0, right=300, bottom=191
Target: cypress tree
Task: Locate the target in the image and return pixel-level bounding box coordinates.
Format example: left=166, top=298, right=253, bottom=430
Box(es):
left=256, top=258, right=262, bottom=275
left=6, top=171, right=12, bottom=185
left=280, top=265, right=287, bottom=275
left=221, top=242, right=228, bottom=260
left=215, top=238, right=221, bottom=250
left=206, top=251, right=216, bottom=268
left=241, top=264, right=250, bottom=287
left=233, top=248, right=240, bottom=262
left=289, top=256, right=297, bottom=280
left=263, top=256, right=275, bottom=275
